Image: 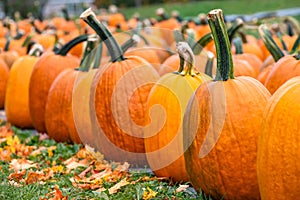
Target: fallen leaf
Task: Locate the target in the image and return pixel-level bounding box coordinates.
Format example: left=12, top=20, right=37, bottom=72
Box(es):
left=143, top=187, right=158, bottom=200
left=10, top=159, right=38, bottom=171
left=175, top=184, right=190, bottom=193
left=8, top=169, right=26, bottom=182
left=108, top=178, right=130, bottom=194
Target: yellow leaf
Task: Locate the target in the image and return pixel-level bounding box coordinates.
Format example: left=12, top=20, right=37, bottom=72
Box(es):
left=143, top=187, right=158, bottom=200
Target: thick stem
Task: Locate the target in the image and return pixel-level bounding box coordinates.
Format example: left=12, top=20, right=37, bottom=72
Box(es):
left=290, top=35, right=300, bottom=55
left=55, top=34, right=89, bottom=56
left=79, top=35, right=98, bottom=71
left=121, top=34, right=140, bottom=53
left=80, top=8, right=124, bottom=62
left=92, top=41, right=103, bottom=69
left=176, top=42, right=197, bottom=76
left=174, top=29, right=185, bottom=43
left=204, top=51, right=214, bottom=77
left=233, top=37, right=243, bottom=54
left=227, top=18, right=244, bottom=43
left=208, top=9, right=234, bottom=81
left=259, top=24, right=284, bottom=62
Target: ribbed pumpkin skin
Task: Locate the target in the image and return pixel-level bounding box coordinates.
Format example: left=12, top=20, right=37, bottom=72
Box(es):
left=45, top=69, right=81, bottom=144
left=258, top=76, right=300, bottom=200
left=5, top=56, right=38, bottom=128
left=144, top=72, right=211, bottom=182
left=29, top=52, right=80, bottom=133
left=0, top=58, right=9, bottom=109
left=90, top=55, right=159, bottom=166
left=184, top=76, right=270, bottom=200
left=233, top=53, right=263, bottom=77
left=264, top=55, right=300, bottom=94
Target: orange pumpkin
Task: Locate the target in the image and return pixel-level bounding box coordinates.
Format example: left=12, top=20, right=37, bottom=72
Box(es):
left=0, top=58, right=9, bottom=109
left=257, top=76, right=300, bottom=200
left=183, top=9, right=270, bottom=199
left=5, top=44, right=43, bottom=128
left=80, top=8, right=159, bottom=166
left=144, top=42, right=211, bottom=182
left=29, top=35, right=88, bottom=133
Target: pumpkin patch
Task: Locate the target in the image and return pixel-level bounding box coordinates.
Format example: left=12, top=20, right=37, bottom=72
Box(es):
left=0, top=2, right=299, bottom=199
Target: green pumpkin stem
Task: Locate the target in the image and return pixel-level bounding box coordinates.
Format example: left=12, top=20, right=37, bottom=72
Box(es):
left=176, top=42, right=197, bottom=76
left=204, top=51, right=214, bottom=77
left=233, top=37, right=243, bottom=54
left=79, top=35, right=98, bottom=71
left=92, top=41, right=103, bottom=69
left=294, top=51, right=300, bottom=60
left=80, top=8, right=124, bottom=62
left=290, top=34, right=300, bottom=55
left=28, top=43, right=44, bottom=57
left=208, top=9, right=234, bottom=81
left=55, top=34, right=89, bottom=56
left=227, top=18, right=244, bottom=43
left=272, top=24, right=288, bottom=51
left=192, top=32, right=212, bottom=55
left=174, top=29, right=185, bottom=43
left=120, top=34, right=140, bottom=53
left=258, top=24, right=284, bottom=62
left=22, top=33, right=33, bottom=47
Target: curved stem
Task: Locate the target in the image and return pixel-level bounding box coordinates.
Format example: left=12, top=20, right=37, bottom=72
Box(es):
left=227, top=18, right=244, bottom=43
left=80, top=8, right=124, bottom=62
left=28, top=43, right=44, bottom=57
left=92, top=41, right=103, bottom=69
left=55, top=34, right=89, bottom=56
left=79, top=35, right=97, bottom=71
left=176, top=42, right=197, bottom=76
left=208, top=9, right=234, bottom=81
left=192, top=33, right=212, bottom=55
left=259, top=24, right=284, bottom=62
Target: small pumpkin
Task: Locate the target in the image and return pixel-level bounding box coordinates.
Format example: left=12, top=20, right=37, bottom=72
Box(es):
left=5, top=44, right=43, bottom=128
left=0, top=58, right=9, bottom=109
left=29, top=34, right=88, bottom=133
left=144, top=42, right=211, bottom=182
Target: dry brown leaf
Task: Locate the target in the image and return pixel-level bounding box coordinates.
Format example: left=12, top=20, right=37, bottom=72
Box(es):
left=175, top=184, right=189, bottom=193
left=108, top=178, right=130, bottom=194
left=10, top=158, right=38, bottom=171
left=8, top=169, right=26, bottom=182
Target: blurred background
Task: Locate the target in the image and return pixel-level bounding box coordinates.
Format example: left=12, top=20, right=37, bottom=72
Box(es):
left=0, top=0, right=299, bottom=21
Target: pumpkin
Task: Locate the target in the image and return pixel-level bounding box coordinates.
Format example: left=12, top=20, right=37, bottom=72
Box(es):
left=258, top=25, right=300, bottom=94
left=46, top=36, right=100, bottom=144
left=5, top=44, right=43, bottom=128
left=257, top=76, right=300, bottom=200
left=183, top=9, right=270, bottom=199
left=80, top=8, right=160, bottom=166
left=232, top=37, right=263, bottom=77
left=144, top=42, right=211, bottom=182
left=0, top=58, right=9, bottom=109
left=29, top=34, right=88, bottom=133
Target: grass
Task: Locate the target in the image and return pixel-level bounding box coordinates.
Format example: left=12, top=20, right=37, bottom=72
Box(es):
left=121, top=0, right=300, bottom=20
left=0, top=124, right=212, bottom=200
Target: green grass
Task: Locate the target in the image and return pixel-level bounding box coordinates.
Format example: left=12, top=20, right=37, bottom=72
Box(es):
left=121, top=0, right=300, bottom=19
left=0, top=125, right=211, bottom=200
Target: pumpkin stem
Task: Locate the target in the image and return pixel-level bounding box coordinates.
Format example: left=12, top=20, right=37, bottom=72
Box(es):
left=233, top=37, right=243, bottom=54
left=55, top=34, right=89, bottom=56
left=290, top=34, right=300, bottom=55
left=174, top=29, right=185, bottom=43
left=79, top=34, right=98, bottom=71
left=204, top=51, right=214, bottom=77
left=29, top=17, right=43, bottom=34
left=237, top=30, right=248, bottom=43
left=28, top=43, right=44, bottom=57
left=208, top=9, right=234, bottom=81
left=121, top=34, right=140, bottom=53
left=21, top=33, right=34, bottom=47
left=176, top=41, right=197, bottom=76
left=271, top=23, right=288, bottom=51
left=80, top=8, right=125, bottom=62
left=92, top=41, right=103, bottom=69
left=192, top=32, right=212, bottom=55
left=294, top=50, right=300, bottom=60
left=283, top=16, right=300, bottom=35
left=258, top=24, right=284, bottom=62
left=61, top=7, right=70, bottom=21
left=227, top=18, right=244, bottom=43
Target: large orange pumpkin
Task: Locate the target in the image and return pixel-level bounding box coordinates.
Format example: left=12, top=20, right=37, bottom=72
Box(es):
left=5, top=44, right=43, bottom=128
left=257, top=76, right=300, bottom=200
left=29, top=34, right=88, bottom=133
left=183, top=9, right=270, bottom=199
left=80, top=8, right=160, bottom=166
left=144, top=42, right=211, bottom=182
